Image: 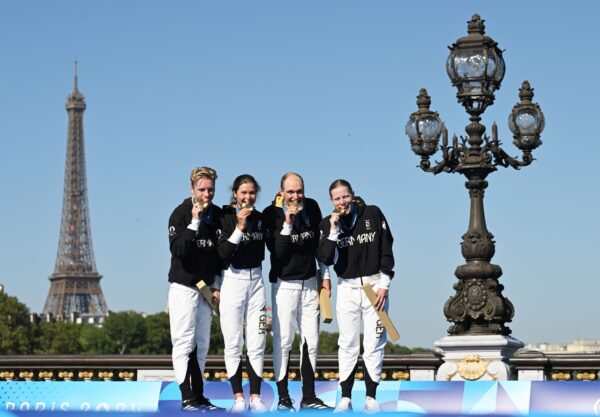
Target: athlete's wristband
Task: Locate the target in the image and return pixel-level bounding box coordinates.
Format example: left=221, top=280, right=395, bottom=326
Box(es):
left=378, top=272, right=391, bottom=290
left=228, top=227, right=243, bottom=244
left=280, top=222, right=293, bottom=236
left=187, top=218, right=201, bottom=232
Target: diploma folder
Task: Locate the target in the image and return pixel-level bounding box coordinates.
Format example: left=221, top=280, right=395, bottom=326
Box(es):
left=196, top=280, right=219, bottom=315
left=362, top=283, right=400, bottom=342
left=319, top=288, right=333, bottom=323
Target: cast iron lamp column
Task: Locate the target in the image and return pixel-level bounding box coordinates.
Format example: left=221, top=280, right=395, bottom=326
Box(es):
left=406, top=15, right=545, bottom=337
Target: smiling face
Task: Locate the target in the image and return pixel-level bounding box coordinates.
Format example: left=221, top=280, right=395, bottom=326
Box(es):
left=330, top=185, right=353, bottom=215
left=190, top=178, right=215, bottom=206
left=233, top=182, right=257, bottom=208
left=280, top=174, right=304, bottom=207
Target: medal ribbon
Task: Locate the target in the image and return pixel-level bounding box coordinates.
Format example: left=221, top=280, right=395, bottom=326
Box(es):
left=339, top=205, right=358, bottom=233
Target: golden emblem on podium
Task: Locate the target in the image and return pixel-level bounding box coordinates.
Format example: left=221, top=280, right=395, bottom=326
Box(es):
left=457, top=355, right=489, bottom=381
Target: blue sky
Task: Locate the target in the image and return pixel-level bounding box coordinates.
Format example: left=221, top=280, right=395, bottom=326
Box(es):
left=1, top=1, right=598, bottom=348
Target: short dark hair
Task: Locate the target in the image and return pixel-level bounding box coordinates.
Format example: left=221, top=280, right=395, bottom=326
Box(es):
left=328, top=179, right=354, bottom=197
left=232, top=174, right=261, bottom=193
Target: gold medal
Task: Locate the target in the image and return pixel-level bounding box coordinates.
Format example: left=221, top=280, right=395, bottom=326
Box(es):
left=334, top=206, right=346, bottom=216
left=241, top=200, right=254, bottom=211
left=192, top=196, right=209, bottom=208
left=288, top=200, right=304, bottom=211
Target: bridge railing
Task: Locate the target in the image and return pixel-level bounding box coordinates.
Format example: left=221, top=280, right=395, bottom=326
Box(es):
left=0, top=353, right=441, bottom=382
left=510, top=350, right=600, bottom=381
left=3, top=351, right=597, bottom=382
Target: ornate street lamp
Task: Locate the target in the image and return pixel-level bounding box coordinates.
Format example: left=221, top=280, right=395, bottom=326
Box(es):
left=406, top=15, right=545, bottom=340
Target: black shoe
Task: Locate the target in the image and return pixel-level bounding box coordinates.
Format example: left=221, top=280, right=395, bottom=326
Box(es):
left=196, top=397, right=225, bottom=411
left=277, top=395, right=296, bottom=412
left=181, top=398, right=203, bottom=411
left=300, top=397, right=333, bottom=410
left=181, top=397, right=224, bottom=412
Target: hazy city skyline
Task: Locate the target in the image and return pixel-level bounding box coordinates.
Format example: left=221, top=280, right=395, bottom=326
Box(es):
left=1, top=1, right=599, bottom=348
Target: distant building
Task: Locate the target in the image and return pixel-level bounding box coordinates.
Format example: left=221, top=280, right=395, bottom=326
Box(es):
left=41, top=64, right=108, bottom=325
left=525, top=340, right=600, bottom=354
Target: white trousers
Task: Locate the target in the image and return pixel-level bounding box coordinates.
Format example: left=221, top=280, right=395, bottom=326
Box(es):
left=168, top=282, right=213, bottom=385
left=271, top=277, right=320, bottom=382
left=219, top=274, right=267, bottom=379
left=336, top=278, right=388, bottom=384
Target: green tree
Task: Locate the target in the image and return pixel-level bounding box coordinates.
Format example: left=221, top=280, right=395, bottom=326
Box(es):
left=318, top=331, right=339, bottom=354
left=384, top=342, right=413, bottom=354
left=0, top=292, right=34, bottom=354
left=34, top=321, right=82, bottom=354
left=209, top=315, right=224, bottom=354
left=103, top=311, right=147, bottom=354
left=409, top=346, right=433, bottom=353
left=137, top=312, right=171, bottom=354
left=80, top=324, right=115, bottom=354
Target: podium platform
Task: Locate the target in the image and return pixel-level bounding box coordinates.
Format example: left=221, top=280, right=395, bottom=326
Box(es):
left=1, top=380, right=599, bottom=415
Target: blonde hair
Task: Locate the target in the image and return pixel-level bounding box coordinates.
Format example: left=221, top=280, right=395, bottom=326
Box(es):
left=190, top=166, right=218, bottom=184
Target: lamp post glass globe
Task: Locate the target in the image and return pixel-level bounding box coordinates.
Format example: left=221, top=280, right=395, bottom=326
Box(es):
left=406, top=88, right=443, bottom=157
left=446, top=50, right=504, bottom=89
left=508, top=81, right=545, bottom=151
left=509, top=108, right=544, bottom=136
left=406, top=114, right=443, bottom=156
left=446, top=15, right=505, bottom=114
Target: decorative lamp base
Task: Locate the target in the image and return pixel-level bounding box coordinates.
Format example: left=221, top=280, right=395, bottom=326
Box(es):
left=434, top=335, right=524, bottom=381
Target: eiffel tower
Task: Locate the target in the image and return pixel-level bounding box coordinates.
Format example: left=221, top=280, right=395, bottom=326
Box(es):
left=42, top=64, right=108, bottom=323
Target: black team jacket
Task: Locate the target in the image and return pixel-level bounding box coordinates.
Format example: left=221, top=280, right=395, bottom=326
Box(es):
left=263, top=196, right=323, bottom=283
left=217, top=205, right=266, bottom=269
left=317, top=199, right=394, bottom=280
left=168, top=198, right=223, bottom=287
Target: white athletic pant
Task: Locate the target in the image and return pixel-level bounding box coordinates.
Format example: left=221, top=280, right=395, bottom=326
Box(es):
left=219, top=270, right=267, bottom=380
left=336, top=275, right=388, bottom=384
left=168, top=282, right=213, bottom=385
left=272, top=277, right=320, bottom=382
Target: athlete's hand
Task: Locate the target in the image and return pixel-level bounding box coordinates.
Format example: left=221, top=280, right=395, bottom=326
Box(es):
left=374, top=288, right=388, bottom=311
left=236, top=208, right=252, bottom=231
left=192, top=201, right=204, bottom=220
left=330, top=213, right=341, bottom=230
left=285, top=204, right=300, bottom=225
left=320, top=279, right=332, bottom=298
left=211, top=289, right=220, bottom=306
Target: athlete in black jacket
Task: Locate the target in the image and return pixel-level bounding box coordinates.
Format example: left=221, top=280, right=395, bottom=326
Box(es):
left=216, top=174, right=268, bottom=413
left=217, top=206, right=265, bottom=271
left=168, top=200, right=222, bottom=288
left=318, top=179, right=394, bottom=413
left=167, top=166, right=223, bottom=412
left=263, top=173, right=332, bottom=411
left=264, top=187, right=321, bottom=284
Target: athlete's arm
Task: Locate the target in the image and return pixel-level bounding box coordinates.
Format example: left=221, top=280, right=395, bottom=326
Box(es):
left=317, top=218, right=338, bottom=266
left=168, top=207, right=196, bottom=257
left=377, top=208, right=395, bottom=280
left=216, top=212, right=239, bottom=264
left=264, top=207, right=293, bottom=260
